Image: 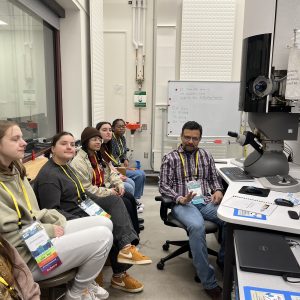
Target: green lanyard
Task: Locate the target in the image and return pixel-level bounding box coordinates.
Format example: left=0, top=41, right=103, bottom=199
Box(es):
left=112, top=133, right=125, bottom=159
left=0, top=176, right=36, bottom=229
left=179, top=151, right=199, bottom=179
left=59, top=165, right=85, bottom=202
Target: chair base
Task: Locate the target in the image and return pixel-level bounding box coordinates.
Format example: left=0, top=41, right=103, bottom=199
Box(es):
left=156, top=239, right=218, bottom=270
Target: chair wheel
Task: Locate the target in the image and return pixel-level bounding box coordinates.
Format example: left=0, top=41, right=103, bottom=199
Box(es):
left=194, top=275, right=201, bottom=283
left=157, top=261, right=165, bottom=270
left=162, top=243, right=169, bottom=251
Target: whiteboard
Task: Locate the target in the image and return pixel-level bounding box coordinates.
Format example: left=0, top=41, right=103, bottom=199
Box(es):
left=167, top=81, right=241, bottom=136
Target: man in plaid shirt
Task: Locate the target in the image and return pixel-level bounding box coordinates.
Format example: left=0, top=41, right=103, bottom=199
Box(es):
left=159, top=121, right=225, bottom=300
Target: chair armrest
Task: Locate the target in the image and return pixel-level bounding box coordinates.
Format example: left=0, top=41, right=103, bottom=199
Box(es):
left=155, top=195, right=175, bottom=208
left=155, top=195, right=175, bottom=221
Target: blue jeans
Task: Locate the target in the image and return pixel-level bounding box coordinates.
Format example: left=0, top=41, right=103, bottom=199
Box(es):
left=172, top=202, right=225, bottom=289
left=123, top=177, right=135, bottom=196
left=126, top=169, right=145, bottom=199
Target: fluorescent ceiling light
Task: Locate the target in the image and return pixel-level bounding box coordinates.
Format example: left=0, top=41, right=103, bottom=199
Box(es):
left=0, top=20, right=8, bottom=26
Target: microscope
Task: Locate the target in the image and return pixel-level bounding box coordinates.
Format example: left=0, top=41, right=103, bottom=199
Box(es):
left=229, top=0, right=300, bottom=192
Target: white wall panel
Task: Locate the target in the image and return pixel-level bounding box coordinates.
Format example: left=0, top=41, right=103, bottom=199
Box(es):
left=90, top=0, right=105, bottom=126
left=180, top=0, right=236, bottom=80
left=103, top=31, right=127, bottom=121
left=153, top=26, right=177, bottom=171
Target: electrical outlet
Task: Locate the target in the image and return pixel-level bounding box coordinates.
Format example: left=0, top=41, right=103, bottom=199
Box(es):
left=144, top=152, right=148, bottom=159
left=141, top=124, right=147, bottom=130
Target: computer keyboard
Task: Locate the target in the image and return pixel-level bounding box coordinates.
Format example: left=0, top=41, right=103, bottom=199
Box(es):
left=220, top=167, right=254, bottom=182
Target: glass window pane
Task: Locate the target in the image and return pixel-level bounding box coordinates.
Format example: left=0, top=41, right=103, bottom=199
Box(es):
left=0, top=0, right=57, bottom=149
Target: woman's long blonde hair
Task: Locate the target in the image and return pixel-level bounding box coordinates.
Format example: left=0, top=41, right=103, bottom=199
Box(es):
left=0, top=120, right=26, bottom=179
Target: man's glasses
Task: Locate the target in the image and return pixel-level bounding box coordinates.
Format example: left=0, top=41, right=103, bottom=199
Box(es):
left=182, top=136, right=200, bottom=143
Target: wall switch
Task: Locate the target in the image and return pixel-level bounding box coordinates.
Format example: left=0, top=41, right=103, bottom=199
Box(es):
left=141, top=124, right=147, bottom=130
left=144, top=152, right=148, bottom=159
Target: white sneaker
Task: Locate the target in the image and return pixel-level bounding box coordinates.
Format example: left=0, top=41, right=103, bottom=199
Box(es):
left=84, top=281, right=109, bottom=300
left=137, top=206, right=144, bottom=214
left=136, top=201, right=145, bottom=208
left=63, top=290, right=81, bottom=300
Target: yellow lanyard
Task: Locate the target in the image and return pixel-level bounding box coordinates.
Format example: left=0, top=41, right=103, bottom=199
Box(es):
left=0, top=176, right=36, bottom=229
left=59, top=165, right=85, bottom=202
left=0, top=276, right=16, bottom=294
left=179, top=151, right=199, bottom=179
left=104, top=150, right=119, bottom=165
left=92, top=154, right=103, bottom=186
left=112, top=133, right=124, bottom=159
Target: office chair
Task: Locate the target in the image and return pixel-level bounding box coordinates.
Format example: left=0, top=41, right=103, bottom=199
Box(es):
left=155, top=196, right=219, bottom=272
left=38, top=268, right=77, bottom=300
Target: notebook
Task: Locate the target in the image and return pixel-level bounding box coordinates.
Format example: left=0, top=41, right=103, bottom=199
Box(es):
left=235, top=230, right=300, bottom=277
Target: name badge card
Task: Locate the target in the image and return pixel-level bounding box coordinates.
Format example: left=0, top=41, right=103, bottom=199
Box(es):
left=21, top=222, right=62, bottom=274
left=187, top=180, right=205, bottom=205
left=79, top=198, right=111, bottom=218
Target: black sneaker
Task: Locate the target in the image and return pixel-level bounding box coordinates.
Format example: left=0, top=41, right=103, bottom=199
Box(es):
left=138, top=218, right=144, bottom=224
left=139, top=224, right=144, bottom=231
left=204, top=285, right=222, bottom=300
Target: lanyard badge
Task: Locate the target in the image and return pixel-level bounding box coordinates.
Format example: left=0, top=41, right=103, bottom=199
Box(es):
left=179, top=150, right=206, bottom=205
left=186, top=180, right=205, bottom=205
left=0, top=177, right=62, bottom=275
left=79, top=197, right=111, bottom=218
left=59, top=165, right=111, bottom=218
left=21, top=222, right=62, bottom=274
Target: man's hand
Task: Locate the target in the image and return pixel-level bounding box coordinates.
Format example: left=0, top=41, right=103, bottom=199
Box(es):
left=53, top=225, right=64, bottom=237
left=178, top=191, right=197, bottom=205
left=211, top=190, right=223, bottom=205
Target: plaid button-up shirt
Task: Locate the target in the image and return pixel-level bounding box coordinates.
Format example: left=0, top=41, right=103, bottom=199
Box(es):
left=159, top=145, right=223, bottom=202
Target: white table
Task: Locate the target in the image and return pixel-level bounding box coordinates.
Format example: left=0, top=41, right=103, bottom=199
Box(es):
left=216, top=160, right=300, bottom=300
left=234, top=237, right=300, bottom=299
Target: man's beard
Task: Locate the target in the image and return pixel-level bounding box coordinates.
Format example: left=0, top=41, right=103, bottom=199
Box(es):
left=183, top=144, right=197, bottom=152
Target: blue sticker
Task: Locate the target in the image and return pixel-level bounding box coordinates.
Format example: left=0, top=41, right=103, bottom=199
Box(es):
left=233, top=208, right=267, bottom=220
left=192, top=197, right=205, bottom=205
left=244, top=286, right=300, bottom=300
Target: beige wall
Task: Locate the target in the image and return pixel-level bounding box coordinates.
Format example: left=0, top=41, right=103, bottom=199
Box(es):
left=103, top=0, right=154, bottom=169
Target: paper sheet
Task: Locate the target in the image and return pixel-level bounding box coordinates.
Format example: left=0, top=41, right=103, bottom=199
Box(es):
left=222, top=195, right=277, bottom=216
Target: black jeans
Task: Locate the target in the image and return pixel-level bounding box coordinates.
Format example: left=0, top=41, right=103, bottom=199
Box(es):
left=121, top=191, right=140, bottom=236
left=86, top=192, right=139, bottom=274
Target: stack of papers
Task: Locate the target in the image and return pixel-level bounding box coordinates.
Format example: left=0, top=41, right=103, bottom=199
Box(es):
left=222, top=195, right=277, bottom=216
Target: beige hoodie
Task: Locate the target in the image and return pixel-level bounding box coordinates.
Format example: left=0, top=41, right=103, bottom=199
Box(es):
left=71, top=148, right=124, bottom=198
left=0, top=167, right=66, bottom=270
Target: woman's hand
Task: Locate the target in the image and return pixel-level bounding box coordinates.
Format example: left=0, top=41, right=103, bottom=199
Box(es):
left=120, top=174, right=127, bottom=181
left=53, top=225, right=64, bottom=237
left=123, top=160, right=129, bottom=168
left=117, top=186, right=125, bottom=196
left=109, top=188, right=118, bottom=195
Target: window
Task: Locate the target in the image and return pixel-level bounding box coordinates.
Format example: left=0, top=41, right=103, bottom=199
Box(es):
left=0, top=0, right=60, bottom=156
